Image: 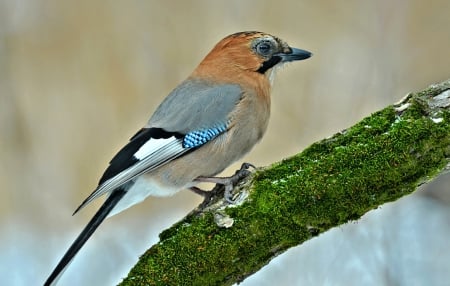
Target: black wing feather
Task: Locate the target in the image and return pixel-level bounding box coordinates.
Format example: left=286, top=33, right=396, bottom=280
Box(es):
left=98, top=128, right=183, bottom=185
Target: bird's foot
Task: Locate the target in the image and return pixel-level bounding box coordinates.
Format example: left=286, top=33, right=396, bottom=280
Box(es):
left=192, top=163, right=255, bottom=205
left=189, top=186, right=218, bottom=208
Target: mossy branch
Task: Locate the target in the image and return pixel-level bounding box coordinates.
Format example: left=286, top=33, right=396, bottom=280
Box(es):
left=119, top=80, right=450, bottom=286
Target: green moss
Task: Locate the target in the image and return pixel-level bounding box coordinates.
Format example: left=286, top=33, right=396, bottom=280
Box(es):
left=120, top=82, right=449, bottom=286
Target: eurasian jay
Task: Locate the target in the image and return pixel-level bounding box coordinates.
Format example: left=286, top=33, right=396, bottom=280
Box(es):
left=44, top=31, right=311, bottom=285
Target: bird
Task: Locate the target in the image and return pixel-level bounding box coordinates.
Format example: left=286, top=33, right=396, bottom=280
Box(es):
left=44, top=31, right=312, bottom=285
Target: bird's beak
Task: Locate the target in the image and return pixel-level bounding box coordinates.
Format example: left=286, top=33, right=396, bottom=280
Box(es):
left=277, top=47, right=312, bottom=62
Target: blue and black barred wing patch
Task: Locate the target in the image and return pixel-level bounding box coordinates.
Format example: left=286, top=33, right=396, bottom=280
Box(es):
left=182, top=123, right=227, bottom=148
left=74, top=124, right=228, bottom=214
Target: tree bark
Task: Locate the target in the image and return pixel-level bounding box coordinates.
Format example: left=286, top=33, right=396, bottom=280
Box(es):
left=119, top=79, right=450, bottom=286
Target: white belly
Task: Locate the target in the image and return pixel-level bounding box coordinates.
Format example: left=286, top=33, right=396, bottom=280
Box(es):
left=108, top=176, right=181, bottom=217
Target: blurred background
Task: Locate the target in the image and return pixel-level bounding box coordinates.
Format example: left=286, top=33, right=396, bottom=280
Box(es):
left=1, top=0, right=449, bottom=285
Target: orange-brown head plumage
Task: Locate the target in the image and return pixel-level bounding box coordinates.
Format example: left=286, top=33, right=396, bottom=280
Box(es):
left=191, top=31, right=311, bottom=87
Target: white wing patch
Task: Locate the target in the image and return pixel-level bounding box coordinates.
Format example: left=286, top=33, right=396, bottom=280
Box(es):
left=76, top=137, right=188, bottom=212
left=134, top=136, right=176, bottom=160
left=134, top=137, right=176, bottom=159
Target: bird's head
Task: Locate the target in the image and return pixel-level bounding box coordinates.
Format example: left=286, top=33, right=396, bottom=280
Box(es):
left=192, top=31, right=312, bottom=85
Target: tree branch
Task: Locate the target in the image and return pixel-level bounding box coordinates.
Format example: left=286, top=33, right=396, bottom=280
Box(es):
left=119, top=79, right=450, bottom=286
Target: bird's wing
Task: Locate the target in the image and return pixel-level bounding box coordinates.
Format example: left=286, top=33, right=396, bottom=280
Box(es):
left=148, top=79, right=242, bottom=133
left=73, top=81, right=242, bottom=214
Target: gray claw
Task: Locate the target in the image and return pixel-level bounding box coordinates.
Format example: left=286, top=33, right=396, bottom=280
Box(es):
left=194, top=162, right=256, bottom=204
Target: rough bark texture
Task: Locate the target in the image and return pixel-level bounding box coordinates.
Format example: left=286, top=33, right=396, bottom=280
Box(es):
left=119, top=79, right=450, bottom=286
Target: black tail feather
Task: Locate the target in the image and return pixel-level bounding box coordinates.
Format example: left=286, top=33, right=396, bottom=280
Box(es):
left=44, top=188, right=126, bottom=286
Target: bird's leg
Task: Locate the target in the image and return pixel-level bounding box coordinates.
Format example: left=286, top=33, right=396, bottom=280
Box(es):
left=192, top=162, right=255, bottom=204
left=189, top=186, right=218, bottom=208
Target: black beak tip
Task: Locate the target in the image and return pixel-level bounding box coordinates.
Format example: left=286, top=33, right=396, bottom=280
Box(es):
left=290, top=47, right=312, bottom=61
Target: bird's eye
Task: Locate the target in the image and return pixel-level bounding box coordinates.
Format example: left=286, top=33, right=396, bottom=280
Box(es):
left=255, top=41, right=273, bottom=56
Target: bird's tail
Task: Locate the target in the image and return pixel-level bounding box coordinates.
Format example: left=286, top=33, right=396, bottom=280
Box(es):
left=44, top=188, right=127, bottom=286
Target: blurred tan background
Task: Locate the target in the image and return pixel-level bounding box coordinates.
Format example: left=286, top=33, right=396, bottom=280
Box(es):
left=1, top=0, right=449, bottom=285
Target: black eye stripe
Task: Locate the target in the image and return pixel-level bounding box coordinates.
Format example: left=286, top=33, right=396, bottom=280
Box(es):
left=257, top=56, right=282, bottom=74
